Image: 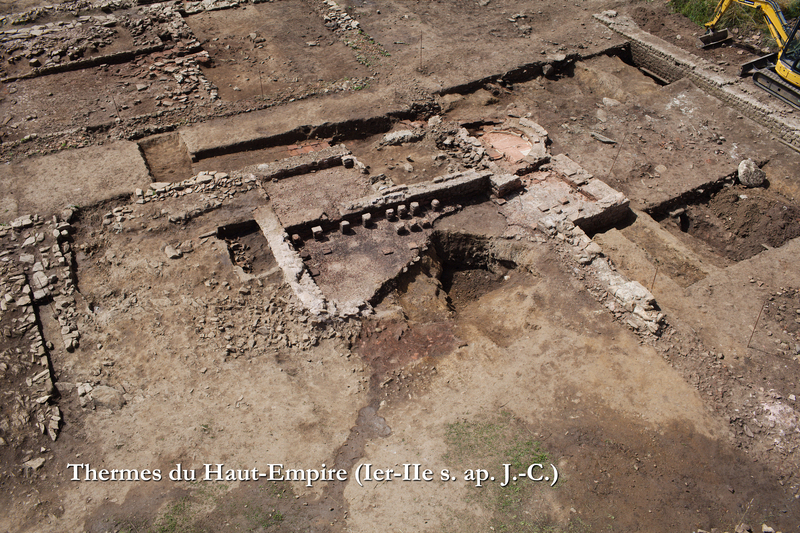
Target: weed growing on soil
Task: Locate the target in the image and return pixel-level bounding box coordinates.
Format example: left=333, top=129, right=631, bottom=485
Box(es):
left=444, top=412, right=571, bottom=532
left=671, top=0, right=800, bottom=48
left=153, top=497, right=194, bottom=533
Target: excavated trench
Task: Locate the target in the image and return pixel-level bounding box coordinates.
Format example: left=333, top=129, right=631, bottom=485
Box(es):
left=427, top=231, right=517, bottom=312
left=136, top=45, right=667, bottom=177
left=138, top=131, right=195, bottom=183
left=216, top=219, right=278, bottom=276
left=656, top=182, right=800, bottom=262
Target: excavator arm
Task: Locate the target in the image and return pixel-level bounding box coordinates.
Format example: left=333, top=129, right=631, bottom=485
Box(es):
left=705, top=0, right=790, bottom=46
left=702, top=0, right=800, bottom=109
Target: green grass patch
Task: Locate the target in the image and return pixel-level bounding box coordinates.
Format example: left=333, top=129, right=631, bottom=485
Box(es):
left=113, top=480, right=295, bottom=533
left=443, top=412, right=583, bottom=533
left=244, top=506, right=284, bottom=529
left=670, top=0, right=800, bottom=48
left=152, top=497, right=195, bottom=533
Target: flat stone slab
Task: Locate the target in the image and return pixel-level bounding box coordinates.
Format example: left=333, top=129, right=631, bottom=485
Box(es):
left=0, top=141, right=151, bottom=223
left=500, top=158, right=630, bottom=234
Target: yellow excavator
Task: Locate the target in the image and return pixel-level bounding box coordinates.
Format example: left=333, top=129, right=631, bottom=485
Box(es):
left=701, top=0, right=800, bottom=109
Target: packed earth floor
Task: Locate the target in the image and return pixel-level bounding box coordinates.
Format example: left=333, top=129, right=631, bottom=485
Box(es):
left=1, top=0, right=800, bottom=532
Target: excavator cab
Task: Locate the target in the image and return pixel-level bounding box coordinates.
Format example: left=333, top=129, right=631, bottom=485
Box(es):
left=762, top=16, right=800, bottom=108
left=780, top=18, right=800, bottom=70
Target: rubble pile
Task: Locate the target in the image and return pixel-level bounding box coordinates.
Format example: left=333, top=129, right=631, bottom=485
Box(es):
left=1, top=16, right=119, bottom=77
left=321, top=0, right=361, bottom=32
left=191, top=285, right=360, bottom=359
left=183, top=0, right=243, bottom=15
left=135, top=2, right=199, bottom=49
left=138, top=49, right=218, bottom=105
left=136, top=170, right=258, bottom=203
left=0, top=208, right=80, bottom=448
left=0, top=2, right=205, bottom=82
left=433, top=123, right=488, bottom=168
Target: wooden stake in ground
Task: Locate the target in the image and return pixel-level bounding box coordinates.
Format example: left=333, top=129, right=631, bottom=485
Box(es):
left=650, top=263, right=659, bottom=291
left=746, top=300, right=768, bottom=349
left=607, top=132, right=627, bottom=178
left=419, top=30, right=423, bottom=72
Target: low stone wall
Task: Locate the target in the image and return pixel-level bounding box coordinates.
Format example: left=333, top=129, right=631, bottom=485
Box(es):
left=341, top=169, right=491, bottom=218
left=252, top=205, right=331, bottom=316
left=244, top=144, right=352, bottom=183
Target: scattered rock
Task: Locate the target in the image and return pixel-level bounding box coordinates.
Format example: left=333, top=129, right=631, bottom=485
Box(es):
left=23, top=457, right=46, bottom=471
left=91, top=385, right=126, bottom=410
left=381, top=129, right=424, bottom=146
left=738, top=158, right=766, bottom=188
left=590, top=132, right=616, bottom=144
left=164, top=245, right=182, bottom=259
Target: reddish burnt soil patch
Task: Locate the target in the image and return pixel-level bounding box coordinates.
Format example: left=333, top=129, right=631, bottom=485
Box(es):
left=355, top=319, right=459, bottom=379
left=660, top=184, right=800, bottom=262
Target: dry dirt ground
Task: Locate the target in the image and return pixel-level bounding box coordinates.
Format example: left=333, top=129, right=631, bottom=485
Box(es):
left=1, top=1, right=800, bottom=532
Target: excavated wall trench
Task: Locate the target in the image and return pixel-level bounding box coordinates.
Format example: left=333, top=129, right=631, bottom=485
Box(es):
left=653, top=180, right=800, bottom=263
left=216, top=219, right=278, bottom=276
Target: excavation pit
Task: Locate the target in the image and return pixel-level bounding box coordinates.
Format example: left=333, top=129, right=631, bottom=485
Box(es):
left=192, top=139, right=333, bottom=176
left=216, top=219, right=278, bottom=278
left=355, top=232, right=523, bottom=379
left=388, top=231, right=519, bottom=320
left=138, top=132, right=194, bottom=183
left=657, top=183, right=800, bottom=263
left=184, top=2, right=369, bottom=102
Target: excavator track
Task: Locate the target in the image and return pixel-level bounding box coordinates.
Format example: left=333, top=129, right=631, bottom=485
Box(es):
left=753, top=67, right=800, bottom=110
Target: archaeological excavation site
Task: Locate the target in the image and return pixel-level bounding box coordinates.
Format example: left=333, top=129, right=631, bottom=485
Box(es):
left=2, top=0, right=800, bottom=531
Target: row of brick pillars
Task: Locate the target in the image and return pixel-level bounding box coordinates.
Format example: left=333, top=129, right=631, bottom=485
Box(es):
left=307, top=198, right=442, bottom=241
